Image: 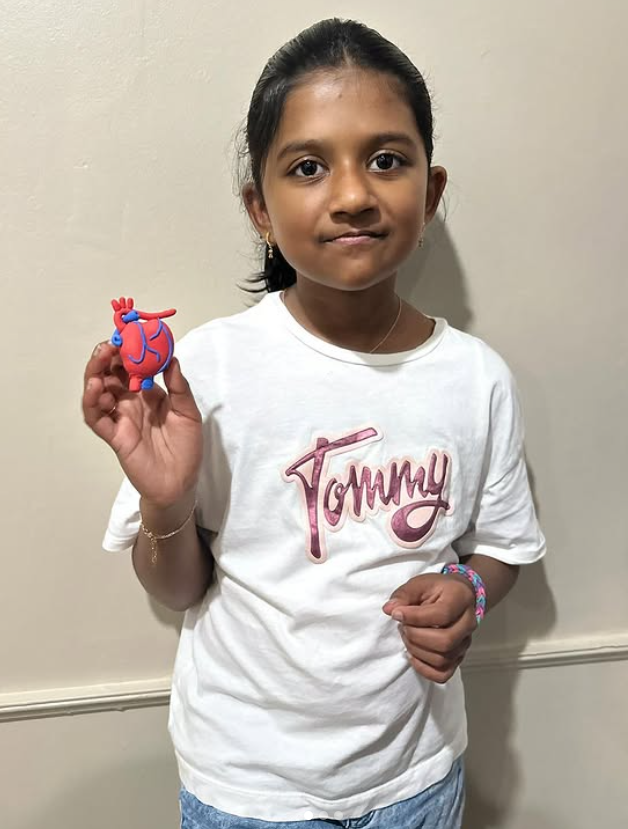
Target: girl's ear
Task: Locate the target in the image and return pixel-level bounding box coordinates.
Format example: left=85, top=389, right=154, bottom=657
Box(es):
left=424, top=165, right=448, bottom=224
left=242, top=183, right=272, bottom=237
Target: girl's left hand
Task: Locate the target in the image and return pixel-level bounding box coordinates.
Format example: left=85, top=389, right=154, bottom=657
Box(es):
left=382, top=574, right=478, bottom=684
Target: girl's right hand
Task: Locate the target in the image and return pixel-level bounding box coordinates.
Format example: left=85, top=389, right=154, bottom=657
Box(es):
left=82, top=342, right=203, bottom=508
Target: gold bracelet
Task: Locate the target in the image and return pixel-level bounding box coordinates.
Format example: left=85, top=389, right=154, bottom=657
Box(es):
left=140, top=502, right=197, bottom=566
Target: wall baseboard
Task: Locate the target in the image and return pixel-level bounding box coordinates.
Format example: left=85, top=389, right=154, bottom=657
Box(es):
left=464, top=630, right=628, bottom=671
left=2, top=632, right=627, bottom=722
left=0, top=677, right=172, bottom=723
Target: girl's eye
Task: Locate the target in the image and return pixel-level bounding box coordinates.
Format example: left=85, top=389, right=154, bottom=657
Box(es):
left=293, top=159, right=323, bottom=177
left=370, top=152, right=405, bottom=171
left=290, top=152, right=405, bottom=178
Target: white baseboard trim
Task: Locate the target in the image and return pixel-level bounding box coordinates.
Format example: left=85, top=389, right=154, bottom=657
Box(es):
left=2, top=632, right=627, bottom=722
left=0, top=677, right=172, bottom=723
left=465, top=630, right=628, bottom=671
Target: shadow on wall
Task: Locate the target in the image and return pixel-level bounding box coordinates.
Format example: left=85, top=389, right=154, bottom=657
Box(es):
left=149, top=598, right=184, bottom=635
left=398, top=214, right=472, bottom=331
left=401, top=217, right=557, bottom=829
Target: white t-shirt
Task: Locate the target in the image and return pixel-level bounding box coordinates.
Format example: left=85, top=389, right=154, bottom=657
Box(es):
left=104, top=292, right=546, bottom=821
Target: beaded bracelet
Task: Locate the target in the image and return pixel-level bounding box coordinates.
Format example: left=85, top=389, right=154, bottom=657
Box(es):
left=441, top=563, right=487, bottom=625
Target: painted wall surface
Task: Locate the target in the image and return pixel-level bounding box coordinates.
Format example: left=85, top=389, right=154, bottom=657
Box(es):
left=1, top=1, right=626, bottom=827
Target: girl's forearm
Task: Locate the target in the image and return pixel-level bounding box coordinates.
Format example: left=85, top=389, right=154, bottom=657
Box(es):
left=458, top=554, right=520, bottom=612
left=131, top=493, right=214, bottom=612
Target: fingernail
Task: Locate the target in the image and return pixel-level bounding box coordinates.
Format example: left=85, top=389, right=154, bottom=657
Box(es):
left=92, top=343, right=102, bottom=357
left=392, top=610, right=404, bottom=622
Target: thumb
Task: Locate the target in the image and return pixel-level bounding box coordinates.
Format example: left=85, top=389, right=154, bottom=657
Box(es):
left=163, top=358, right=201, bottom=421
left=382, top=575, right=437, bottom=616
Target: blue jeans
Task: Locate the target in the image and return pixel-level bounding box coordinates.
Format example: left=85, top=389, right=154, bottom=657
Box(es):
left=179, top=756, right=465, bottom=829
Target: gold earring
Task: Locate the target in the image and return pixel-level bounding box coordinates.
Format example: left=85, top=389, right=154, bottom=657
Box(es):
left=418, top=238, right=424, bottom=248
left=265, top=231, right=274, bottom=260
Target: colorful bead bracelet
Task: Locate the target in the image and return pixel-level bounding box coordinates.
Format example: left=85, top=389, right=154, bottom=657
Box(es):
left=441, top=563, right=487, bottom=625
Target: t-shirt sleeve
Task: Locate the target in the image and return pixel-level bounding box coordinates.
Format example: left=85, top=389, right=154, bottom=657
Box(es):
left=452, top=362, right=546, bottom=565
left=102, top=475, right=142, bottom=552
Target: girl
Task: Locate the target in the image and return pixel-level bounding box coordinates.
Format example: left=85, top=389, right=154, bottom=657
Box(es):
left=83, top=18, right=545, bottom=829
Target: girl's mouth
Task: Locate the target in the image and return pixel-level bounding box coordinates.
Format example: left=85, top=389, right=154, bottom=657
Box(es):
left=327, top=234, right=385, bottom=246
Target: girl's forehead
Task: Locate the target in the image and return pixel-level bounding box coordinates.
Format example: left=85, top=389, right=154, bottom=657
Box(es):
left=273, top=69, right=419, bottom=148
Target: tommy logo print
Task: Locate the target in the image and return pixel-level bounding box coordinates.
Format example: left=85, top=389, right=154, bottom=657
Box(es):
left=283, top=428, right=452, bottom=563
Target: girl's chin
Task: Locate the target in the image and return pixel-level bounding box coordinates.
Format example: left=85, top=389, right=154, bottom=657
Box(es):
left=294, top=272, right=398, bottom=292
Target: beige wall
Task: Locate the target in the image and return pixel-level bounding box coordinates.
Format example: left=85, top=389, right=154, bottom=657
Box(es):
left=2, top=1, right=626, bottom=826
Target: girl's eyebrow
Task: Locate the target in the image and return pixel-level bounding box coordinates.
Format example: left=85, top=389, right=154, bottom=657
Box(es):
left=275, top=132, right=417, bottom=161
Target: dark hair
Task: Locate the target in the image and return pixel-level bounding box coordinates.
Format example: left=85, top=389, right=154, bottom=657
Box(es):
left=237, top=18, right=435, bottom=293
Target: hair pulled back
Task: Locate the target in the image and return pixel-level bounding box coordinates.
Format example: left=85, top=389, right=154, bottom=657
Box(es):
left=238, top=18, right=435, bottom=293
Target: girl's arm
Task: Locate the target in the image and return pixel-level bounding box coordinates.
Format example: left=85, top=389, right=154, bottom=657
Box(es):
left=131, top=491, right=214, bottom=612
left=458, top=554, right=520, bottom=612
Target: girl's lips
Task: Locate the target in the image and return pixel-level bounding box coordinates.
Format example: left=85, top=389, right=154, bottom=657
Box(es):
left=328, top=234, right=383, bottom=246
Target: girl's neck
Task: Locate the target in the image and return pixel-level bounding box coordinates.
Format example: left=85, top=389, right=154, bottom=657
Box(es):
left=281, top=277, right=434, bottom=354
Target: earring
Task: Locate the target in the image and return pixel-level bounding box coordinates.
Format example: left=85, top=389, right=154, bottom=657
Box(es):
left=418, top=238, right=424, bottom=248
left=265, top=231, right=274, bottom=260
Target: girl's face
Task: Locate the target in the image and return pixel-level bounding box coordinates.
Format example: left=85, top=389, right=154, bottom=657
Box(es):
left=245, top=67, right=447, bottom=293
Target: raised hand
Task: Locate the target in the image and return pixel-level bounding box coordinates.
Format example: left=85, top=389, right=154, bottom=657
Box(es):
left=82, top=341, right=203, bottom=507
left=382, top=573, right=477, bottom=684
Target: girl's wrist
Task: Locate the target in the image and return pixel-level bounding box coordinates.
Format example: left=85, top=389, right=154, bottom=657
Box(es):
left=445, top=572, right=477, bottom=599
left=441, top=563, right=487, bottom=625
left=139, top=488, right=197, bottom=535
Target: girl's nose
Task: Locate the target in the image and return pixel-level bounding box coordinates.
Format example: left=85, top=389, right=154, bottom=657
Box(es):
left=328, top=167, right=378, bottom=216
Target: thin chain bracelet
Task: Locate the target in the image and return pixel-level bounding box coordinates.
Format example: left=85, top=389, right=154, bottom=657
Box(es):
left=441, top=563, right=487, bottom=625
left=140, top=502, right=197, bottom=566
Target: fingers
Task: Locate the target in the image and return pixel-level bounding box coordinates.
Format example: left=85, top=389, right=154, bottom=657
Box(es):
left=401, top=630, right=473, bottom=684
left=389, top=600, right=463, bottom=629
left=83, top=341, right=129, bottom=394
left=398, top=613, right=474, bottom=684
left=162, top=358, right=201, bottom=422
left=385, top=576, right=475, bottom=629
left=400, top=609, right=476, bottom=654
left=83, top=341, right=119, bottom=386
left=385, top=574, right=477, bottom=683
left=82, top=373, right=118, bottom=444
left=382, top=574, right=449, bottom=621
left=404, top=650, right=467, bottom=684
left=83, top=342, right=124, bottom=443
left=401, top=628, right=472, bottom=666
left=382, top=584, right=423, bottom=615
left=382, top=598, right=404, bottom=616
